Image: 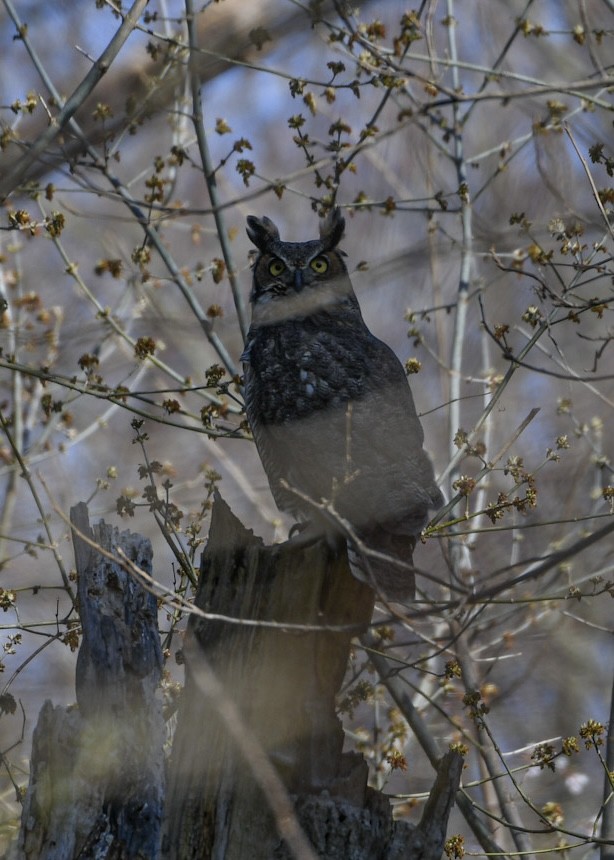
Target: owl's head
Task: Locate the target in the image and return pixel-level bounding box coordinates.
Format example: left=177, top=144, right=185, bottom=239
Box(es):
left=246, top=209, right=356, bottom=324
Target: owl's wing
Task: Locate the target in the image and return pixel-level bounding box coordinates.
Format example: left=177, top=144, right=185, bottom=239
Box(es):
left=333, top=336, right=442, bottom=601
left=359, top=335, right=444, bottom=512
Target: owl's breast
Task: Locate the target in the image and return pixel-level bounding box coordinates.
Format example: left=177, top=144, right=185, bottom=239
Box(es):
left=245, top=318, right=370, bottom=424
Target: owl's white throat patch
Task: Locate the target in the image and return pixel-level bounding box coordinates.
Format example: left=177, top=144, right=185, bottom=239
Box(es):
left=252, top=277, right=353, bottom=326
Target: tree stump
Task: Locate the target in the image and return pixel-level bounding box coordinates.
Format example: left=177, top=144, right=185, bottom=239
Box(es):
left=162, top=495, right=460, bottom=859
left=17, top=503, right=165, bottom=860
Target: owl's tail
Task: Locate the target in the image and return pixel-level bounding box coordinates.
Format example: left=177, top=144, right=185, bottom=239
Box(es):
left=347, top=529, right=417, bottom=603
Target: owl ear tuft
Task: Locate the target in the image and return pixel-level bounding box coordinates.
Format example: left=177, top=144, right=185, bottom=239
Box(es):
left=319, top=207, right=345, bottom=250
left=246, top=216, right=280, bottom=252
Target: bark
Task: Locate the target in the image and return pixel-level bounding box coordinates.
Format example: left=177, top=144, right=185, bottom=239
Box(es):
left=17, top=503, right=165, bottom=860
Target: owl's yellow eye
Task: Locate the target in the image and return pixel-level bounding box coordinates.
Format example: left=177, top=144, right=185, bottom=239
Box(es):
left=268, top=259, right=286, bottom=277
left=310, top=256, right=329, bottom=274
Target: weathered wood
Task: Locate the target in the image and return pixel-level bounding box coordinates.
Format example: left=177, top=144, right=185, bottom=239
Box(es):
left=17, top=503, right=165, bottom=860
left=279, top=752, right=462, bottom=860
left=163, top=494, right=461, bottom=859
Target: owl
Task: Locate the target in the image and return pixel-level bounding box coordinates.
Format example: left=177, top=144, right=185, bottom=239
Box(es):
left=241, top=209, right=443, bottom=601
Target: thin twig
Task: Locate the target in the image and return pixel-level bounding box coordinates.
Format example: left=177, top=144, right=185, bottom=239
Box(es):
left=431, top=408, right=541, bottom=528
left=2, top=0, right=238, bottom=376
left=0, top=408, right=75, bottom=602
left=565, top=124, right=614, bottom=242
left=602, top=672, right=614, bottom=858
left=362, top=629, right=509, bottom=859
left=185, top=0, right=249, bottom=343
left=0, top=0, right=149, bottom=201
left=452, top=622, right=536, bottom=858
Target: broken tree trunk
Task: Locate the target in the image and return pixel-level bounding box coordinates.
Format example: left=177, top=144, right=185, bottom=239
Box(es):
left=18, top=496, right=462, bottom=859
left=163, top=494, right=379, bottom=859
left=162, top=494, right=462, bottom=859
left=17, top=502, right=165, bottom=860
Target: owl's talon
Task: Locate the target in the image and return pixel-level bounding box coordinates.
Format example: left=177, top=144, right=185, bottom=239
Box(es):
left=288, top=521, right=310, bottom=539
left=288, top=521, right=324, bottom=549
left=287, top=521, right=344, bottom=558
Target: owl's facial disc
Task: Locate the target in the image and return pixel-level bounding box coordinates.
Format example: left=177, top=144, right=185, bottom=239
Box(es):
left=251, top=245, right=353, bottom=323
left=262, top=251, right=331, bottom=297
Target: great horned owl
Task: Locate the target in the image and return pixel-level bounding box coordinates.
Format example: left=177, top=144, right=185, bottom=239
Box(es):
left=241, top=209, right=443, bottom=601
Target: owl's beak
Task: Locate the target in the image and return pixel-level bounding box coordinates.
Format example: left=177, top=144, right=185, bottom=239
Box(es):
left=293, top=269, right=305, bottom=292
